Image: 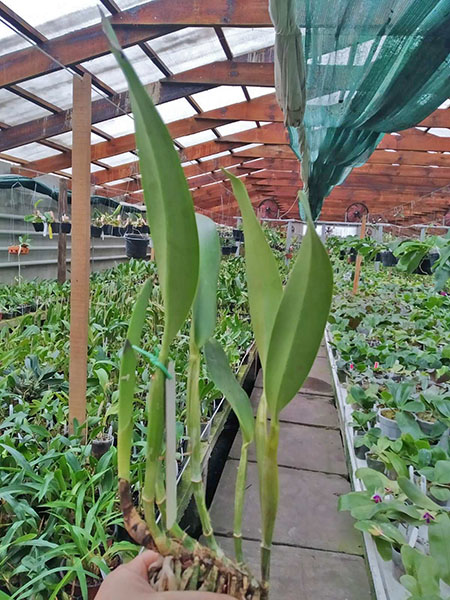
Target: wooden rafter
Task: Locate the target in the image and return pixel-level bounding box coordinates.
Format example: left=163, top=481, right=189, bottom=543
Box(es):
left=0, top=0, right=272, bottom=88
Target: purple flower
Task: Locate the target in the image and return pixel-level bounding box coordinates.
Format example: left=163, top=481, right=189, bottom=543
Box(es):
left=372, top=494, right=382, bottom=503
left=423, top=512, right=435, bottom=524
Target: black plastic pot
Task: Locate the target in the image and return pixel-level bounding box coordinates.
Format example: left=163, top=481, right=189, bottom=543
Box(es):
left=102, top=225, right=113, bottom=236
left=233, top=229, right=244, bottom=242
left=137, top=225, right=150, bottom=234
left=91, top=226, right=102, bottom=238
left=119, top=227, right=127, bottom=237
left=414, top=253, right=439, bottom=275
left=32, top=222, right=44, bottom=232
left=51, top=223, right=60, bottom=233
left=222, top=246, right=237, bottom=256
left=112, top=226, right=121, bottom=237
left=125, top=234, right=149, bottom=259
left=91, top=434, right=114, bottom=459
left=60, top=223, right=71, bottom=234
left=348, top=248, right=357, bottom=263
left=380, top=250, right=398, bottom=267
left=375, top=252, right=381, bottom=262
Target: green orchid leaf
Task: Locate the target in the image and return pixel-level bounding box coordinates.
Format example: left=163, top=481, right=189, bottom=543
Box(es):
left=398, top=476, right=441, bottom=511
left=103, top=16, right=199, bottom=352
left=264, top=192, right=333, bottom=416
left=204, top=339, right=254, bottom=444
left=224, top=170, right=282, bottom=369
left=118, top=279, right=152, bottom=480
left=192, top=214, right=221, bottom=349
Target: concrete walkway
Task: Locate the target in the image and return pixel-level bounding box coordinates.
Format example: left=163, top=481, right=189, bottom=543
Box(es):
left=210, top=343, right=373, bottom=599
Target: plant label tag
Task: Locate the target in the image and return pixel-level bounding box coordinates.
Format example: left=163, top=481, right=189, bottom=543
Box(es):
left=409, top=465, right=415, bottom=483
left=165, top=362, right=177, bottom=530
left=408, top=527, right=418, bottom=548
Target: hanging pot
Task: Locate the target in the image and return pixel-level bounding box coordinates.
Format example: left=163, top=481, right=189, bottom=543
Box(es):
left=32, top=222, right=44, bottom=232
left=60, top=223, right=71, bottom=234
left=91, top=226, right=102, bottom=238
left=125, top=234, right=149, bottom=259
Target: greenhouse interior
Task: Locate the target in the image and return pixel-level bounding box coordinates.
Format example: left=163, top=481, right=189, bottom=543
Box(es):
left=0, top=1, right=449, bottom=599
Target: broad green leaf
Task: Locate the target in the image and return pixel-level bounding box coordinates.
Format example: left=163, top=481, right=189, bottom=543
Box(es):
left=429, top=514, right=450, bottom=585
left=192, top=214, right=221, bottom=349
left=205, top=339, right=254, bottom=444
left=224, top=170, right=282, bottom=368
left=395, top=412, right=423, bottom=439
left=374, top=537, right=394, bottom=562
left=398, top=476, right=441, bottom=511
left=434, top=460, right=450, bottom=484
left=401, top=545, right=441, bottom=596
left=103, top=17, right=198, bottom=351
left=95, top=368, right=109, bottom=392
left=338, top=492, right=373, bottom=512
left=264, top=192, right=333, bottom=416
left=118, top=279, right=152, bottom=480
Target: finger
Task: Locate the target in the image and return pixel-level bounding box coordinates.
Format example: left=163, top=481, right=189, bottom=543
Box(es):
left=123, top=550, right=161, bottom=579
left=152, top=593, right=234, bottom=600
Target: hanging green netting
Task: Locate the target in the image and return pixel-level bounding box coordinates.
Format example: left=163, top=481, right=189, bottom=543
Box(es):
left=269, top=0, right=450, bottom=220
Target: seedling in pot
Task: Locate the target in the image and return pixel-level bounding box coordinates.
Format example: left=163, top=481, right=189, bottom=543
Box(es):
left=377, top=381, right=424, bottom=440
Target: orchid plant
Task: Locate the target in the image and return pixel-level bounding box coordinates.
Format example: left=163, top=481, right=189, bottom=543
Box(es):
left=104, top=16, right=332, bottom=600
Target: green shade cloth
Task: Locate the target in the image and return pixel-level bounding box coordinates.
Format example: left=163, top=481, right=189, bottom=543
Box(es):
left=270, top=0, right=450, bottom=219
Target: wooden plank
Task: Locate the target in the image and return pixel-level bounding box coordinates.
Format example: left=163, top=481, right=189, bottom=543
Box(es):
left=114, top=0, right=271, bottom=26
left=22, top=117, right=231, bottom=174
left=2, top=82, right=213, bottom=153
left=369, top=149, right=450, bottom=168
left=195, top=93, right=282, bottom=122
left=218, top=122, right=289, bottom=144
left=165, top=61, right=275, bottom=86
left=68, top=74, right=92, bottom=435
left=379, top=131, right=450, bottom=153
left=57, top=179, right=68, bottom=284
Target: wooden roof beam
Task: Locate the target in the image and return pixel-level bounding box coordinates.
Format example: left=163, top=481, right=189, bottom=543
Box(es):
left=0, top=0, right=272, bottom=88
left=0, top=54, right=272, bottom=152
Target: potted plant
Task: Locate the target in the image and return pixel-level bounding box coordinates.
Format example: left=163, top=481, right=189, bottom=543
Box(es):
left=8, top=234, right=31, bottom=255
left=418, top=459, right=450, bottom=507
left=91, top=211, right=104, bottom=238
left=394, top=238, right=439, bottom=276
left=377, top=381, right=423, bottom=440
left=60, top=213, right=72, bottom=234
left=105, top=17, right=333, bottom=599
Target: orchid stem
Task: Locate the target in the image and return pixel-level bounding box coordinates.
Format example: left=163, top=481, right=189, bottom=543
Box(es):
left=187, top=334, right=221, bottom=556
left=233, top=440, right=250, bottom=564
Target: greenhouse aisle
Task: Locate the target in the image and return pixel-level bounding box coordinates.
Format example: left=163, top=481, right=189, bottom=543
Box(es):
left=210, top=344, right=373, bottom=599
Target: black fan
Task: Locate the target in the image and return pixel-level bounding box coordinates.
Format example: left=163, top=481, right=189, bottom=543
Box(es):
left=257, top=199, right=279, bottom=219
left=345, top=202, right=369, bottom=223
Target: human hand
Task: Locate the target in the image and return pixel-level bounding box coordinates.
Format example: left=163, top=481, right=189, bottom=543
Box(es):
left=97, top=550, right=234, bottom=600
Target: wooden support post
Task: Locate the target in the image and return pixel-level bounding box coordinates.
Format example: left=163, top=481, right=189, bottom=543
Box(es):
left=352, top=215, right=367, bottom=295
left=57, top=179, right=68, bottom=283
left=68, top=74, right=92, bottom=434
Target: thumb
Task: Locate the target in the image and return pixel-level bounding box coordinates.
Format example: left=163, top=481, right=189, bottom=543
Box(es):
left=123, top=550, right=161, bottom=579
